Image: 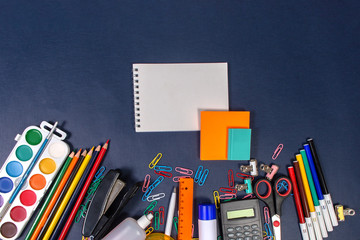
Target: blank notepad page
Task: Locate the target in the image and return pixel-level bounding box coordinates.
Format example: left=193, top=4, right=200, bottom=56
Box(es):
left=133, top=63, right=229, bottom=132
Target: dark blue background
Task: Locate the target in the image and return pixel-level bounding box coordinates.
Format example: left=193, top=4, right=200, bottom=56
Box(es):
left=0, top=0, right=359, bottom=239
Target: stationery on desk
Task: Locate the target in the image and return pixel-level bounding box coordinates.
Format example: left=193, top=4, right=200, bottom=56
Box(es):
left=132, top=62, right=229, bottom=132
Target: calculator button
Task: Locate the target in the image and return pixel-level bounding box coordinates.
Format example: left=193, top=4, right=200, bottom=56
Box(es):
left=251, top=224, right=259, bottom=229
left=236, top=232, right=243, bottom=237
left=252, top=236, right=261, bottom=240
left=244, top=237, right=252, bottom=240
left=244, top=231, right=251, bottom=235
left=236, top=238, right=244, bottom=240
left=243, top=225, right=250, bottom=230
left=227, top=227, right=235, bottom=232
left=235, top=226, right=242, bottom=231
left=228, top=233, right=235, bottom=238
left=252, top=230, right=259, bottom=235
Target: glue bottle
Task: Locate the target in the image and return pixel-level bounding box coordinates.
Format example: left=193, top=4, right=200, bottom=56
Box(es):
left=102, top=213, right=153, bottom=240
left=198, top=203, right=217, bottom=240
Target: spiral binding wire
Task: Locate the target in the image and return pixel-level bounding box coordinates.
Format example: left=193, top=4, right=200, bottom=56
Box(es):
left=133, top=67, right=141, bottom=129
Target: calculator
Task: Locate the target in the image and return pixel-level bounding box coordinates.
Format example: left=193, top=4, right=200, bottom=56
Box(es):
left=219, top=199, right=263, bottom=240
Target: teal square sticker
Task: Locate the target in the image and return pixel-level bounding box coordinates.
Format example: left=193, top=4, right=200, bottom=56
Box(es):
left=227, top=128, right=251, bottom=160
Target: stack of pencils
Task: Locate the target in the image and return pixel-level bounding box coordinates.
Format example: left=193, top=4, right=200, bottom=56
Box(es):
left=288, top=138, right=338, bottom=240
left=25, top=140, right=109, bottom=240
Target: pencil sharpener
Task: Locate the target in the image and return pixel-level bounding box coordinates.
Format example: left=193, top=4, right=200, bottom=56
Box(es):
left=259, top=164, right=279, bottom=181
left=240, top=159, right=258, bottom=177
left=235, top=178, right=253, bottom=194
left=335, top=205, right=355, bottom=221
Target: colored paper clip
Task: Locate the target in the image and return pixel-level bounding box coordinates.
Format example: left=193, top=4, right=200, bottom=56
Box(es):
left=94, top=166, right=106, bottom=179
left=148, top=211, right=154, bottom=227
left=144, top=201, right=158, bottom=215
left=194, top=165, right=203, bottom=183
left=264, top=206, right=271, bottom=224
left=147, top=193, right=166, bottom=202
left=154, top=211, right=160, bottom=230
left=149, top=153, right=162, bottom=169
left=142, top=174, right=151, bottom=192
left=228, top=169, right=234, bottom=188
left=242, top=193, right=255, bottom=199
left=236, top=172, right=254, bottom=181
left=219, top=187, right=237, bottom=194
left=145, top=227, right=154, bottom=236
left=219, top=194, right=236, bottom=200
left=154, top=170, right=172, bottom=178
left=173, top=217, right=178, bottom=233
left=154, top=165, right=172, bottom=172
left=142, top=186, right=153, bottom=201
left=272, top=144, right=283, bottom=160
left=172, top=175, right=191, bottom=182
left=159, top=206, right=165, bottom=225
left=175, top=167, right=193, bottom=175
left=213, top=191, right=220, bottom=209
left=198, top=169, right=209, bottom=186
left=264, top=223, right=274, bottom=239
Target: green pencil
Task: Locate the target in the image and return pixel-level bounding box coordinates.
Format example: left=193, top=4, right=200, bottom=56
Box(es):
left=25, top=151, right=75, bottom=240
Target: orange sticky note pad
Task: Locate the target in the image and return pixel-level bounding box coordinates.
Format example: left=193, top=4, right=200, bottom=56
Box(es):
left=200, top=111, right=250, bottom=160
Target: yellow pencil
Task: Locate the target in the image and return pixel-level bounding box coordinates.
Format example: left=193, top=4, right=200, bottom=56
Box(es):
left=42, top=147, right=94, bottom=240
left=296, top=154, right=323, bottom=240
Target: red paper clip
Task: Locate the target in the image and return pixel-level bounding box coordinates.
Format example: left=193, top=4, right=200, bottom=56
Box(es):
left=242, top=193, right=256, bottom=199
left=142, top=174, right=151, bottom=192
left=236, top=172, right=254, bottom=181
left=264, top=206, right=271, bottom=224
left=228, top=169, right=234, bottom=188
left=159, top=206, right=165, bottom=225
left=219, top=187, right=237, bottom=194
left=154, top=170, right=172, bottom=178
left=148, top=210, right=154, bottom=227
left=175, top=167, right=193, bottom=175
left=219, top=193, right=236, bottom=200
left=272, top=144, right=283, bottom=160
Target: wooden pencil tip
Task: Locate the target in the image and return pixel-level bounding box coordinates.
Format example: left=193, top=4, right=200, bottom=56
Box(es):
left=81, top=150, right=88, bottom=156
left=88, top=147, right=94, bottom=156
left=69, top=151, right=75, bottom=158
left=75, top=149, right=82, bottom=157
left=95, top=145, right=101, bottom=151
left=103, top=140, right=109, bottom=149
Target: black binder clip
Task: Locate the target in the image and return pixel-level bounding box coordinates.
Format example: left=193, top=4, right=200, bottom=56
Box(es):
left=82, top=169, right=142, bottom=239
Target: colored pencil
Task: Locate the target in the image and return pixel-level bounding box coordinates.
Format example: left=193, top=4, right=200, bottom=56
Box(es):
left=58, top=141, right=109, bottom=240
left=0, top=122, right=58, bottom=222
left=304, top=144, right=333, bottom=232
left=300, top=149, right=327, bottom=237
left=29, top=149, right=82, bottom=240
left=288, top=166, right=309, bottom=240
left=293, top=161, right=316, bottom=240
left=295, top=154, right=322, bottom=240
left=42, top=146, right=96, bottom=240
left=37, top=149, right=87, bottom=240
left=25, top=150, right=75, bottom=240
left=49, top=146, right=100, bottom=240
left=306, top=139, right=338, bottom=227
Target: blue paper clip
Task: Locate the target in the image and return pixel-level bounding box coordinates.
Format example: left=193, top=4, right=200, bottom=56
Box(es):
left=194, top=165, right=203, bottom=183
left=154, top=165, right=172, bottom=172
left=152, top=176, right=164, bottom=188
left=198, top=168, right=209, bottom=186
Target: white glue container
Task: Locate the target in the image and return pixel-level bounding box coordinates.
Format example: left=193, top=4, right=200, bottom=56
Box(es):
left=198, top=203, right=217, bottom=240
left=103, top=213, right=153, bottom=240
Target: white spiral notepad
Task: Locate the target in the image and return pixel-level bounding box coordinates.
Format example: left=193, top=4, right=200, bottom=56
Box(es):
left=133, top=63, right=229, bottom=132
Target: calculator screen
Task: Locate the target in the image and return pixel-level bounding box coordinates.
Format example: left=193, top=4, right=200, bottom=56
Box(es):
left=226, top=208, right=255, bottom=220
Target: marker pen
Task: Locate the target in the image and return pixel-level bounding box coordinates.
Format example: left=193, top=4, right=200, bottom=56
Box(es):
left=307, top=139, right=338, bottom=227
left=304, top=143, right=333, bottom=231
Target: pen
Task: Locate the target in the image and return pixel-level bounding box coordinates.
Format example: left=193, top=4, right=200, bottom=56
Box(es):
left=165, top=187, right=177, bottom=236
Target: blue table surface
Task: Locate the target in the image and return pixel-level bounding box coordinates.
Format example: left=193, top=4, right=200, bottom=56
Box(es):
left=0, top=1, right=359, bottom=239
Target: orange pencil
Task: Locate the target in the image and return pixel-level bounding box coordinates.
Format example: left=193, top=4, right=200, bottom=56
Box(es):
left=29, top=149, right=82, bottom=240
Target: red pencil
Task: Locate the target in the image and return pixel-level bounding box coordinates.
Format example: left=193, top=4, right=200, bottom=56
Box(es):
left=58, top=140, right=109, bottom=240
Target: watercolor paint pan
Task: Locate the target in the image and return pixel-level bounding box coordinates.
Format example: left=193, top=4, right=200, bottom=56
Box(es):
left=0, top=121, right=70, bottom=240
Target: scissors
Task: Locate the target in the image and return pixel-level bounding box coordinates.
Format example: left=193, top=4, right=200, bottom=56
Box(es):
left=254, top=176, right=292, bottom=240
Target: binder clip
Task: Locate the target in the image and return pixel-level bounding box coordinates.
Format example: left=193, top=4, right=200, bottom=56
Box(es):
left=335, top=205, right=355, bottom=221
left=259, top=163, right=279, bottom=181
left=235, top=178, right=253, bottom=194
left=239, top=159, right=258, bottom=177
left=82, top=169, right=142, bottom=239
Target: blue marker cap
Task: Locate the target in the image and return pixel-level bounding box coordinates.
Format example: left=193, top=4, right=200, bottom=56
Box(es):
left=199, top=203, right=216, bottom=220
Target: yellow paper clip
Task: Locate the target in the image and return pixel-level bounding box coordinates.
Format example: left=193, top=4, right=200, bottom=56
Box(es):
left=149, top=153, right=162, bottom=169
left=146, top=227, right=154, bottom=236
left=213, top=190, right=220, bottom=209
